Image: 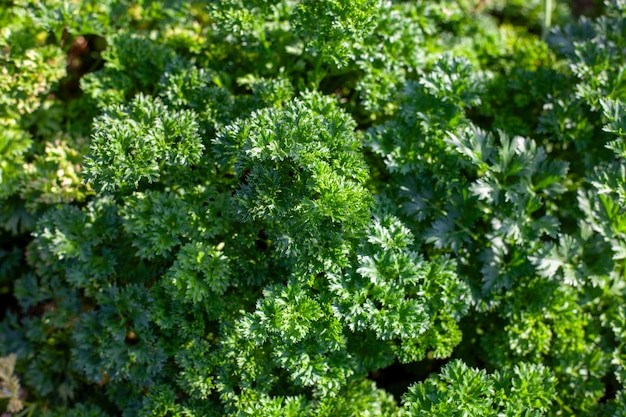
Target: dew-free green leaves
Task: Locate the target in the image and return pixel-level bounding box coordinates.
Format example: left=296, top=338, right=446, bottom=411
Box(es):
left=2, top=0, right=626, bottom=416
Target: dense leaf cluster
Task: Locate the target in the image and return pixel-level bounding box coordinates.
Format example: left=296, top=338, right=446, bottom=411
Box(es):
left=1, top=0, right=625, bottom=416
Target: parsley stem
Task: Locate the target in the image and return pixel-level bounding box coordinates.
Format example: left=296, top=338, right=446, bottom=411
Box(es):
left=542, top=0, right=552, bottom=40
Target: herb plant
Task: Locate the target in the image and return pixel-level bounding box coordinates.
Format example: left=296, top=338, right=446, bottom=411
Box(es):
left=1, top=0, right=625, bottom=416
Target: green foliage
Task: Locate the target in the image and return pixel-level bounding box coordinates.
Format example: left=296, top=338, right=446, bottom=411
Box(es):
left=84, top=94, right=204, bottom=192
left=72, top=284, right=165, bottom=387
left=81, top=33, right=177, bottom=107
left=2, top=0, right=626, bottom=416
left=0, top=2, right=68, bottom=233
left=403, top=360, right=556, bottom=416
left=291, top=0, right=379, bottom=68
left=220, top=92, right=372, bottom=259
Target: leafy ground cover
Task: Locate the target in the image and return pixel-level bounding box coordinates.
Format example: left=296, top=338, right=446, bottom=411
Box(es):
left=1, top=0, right=625, bottom=415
